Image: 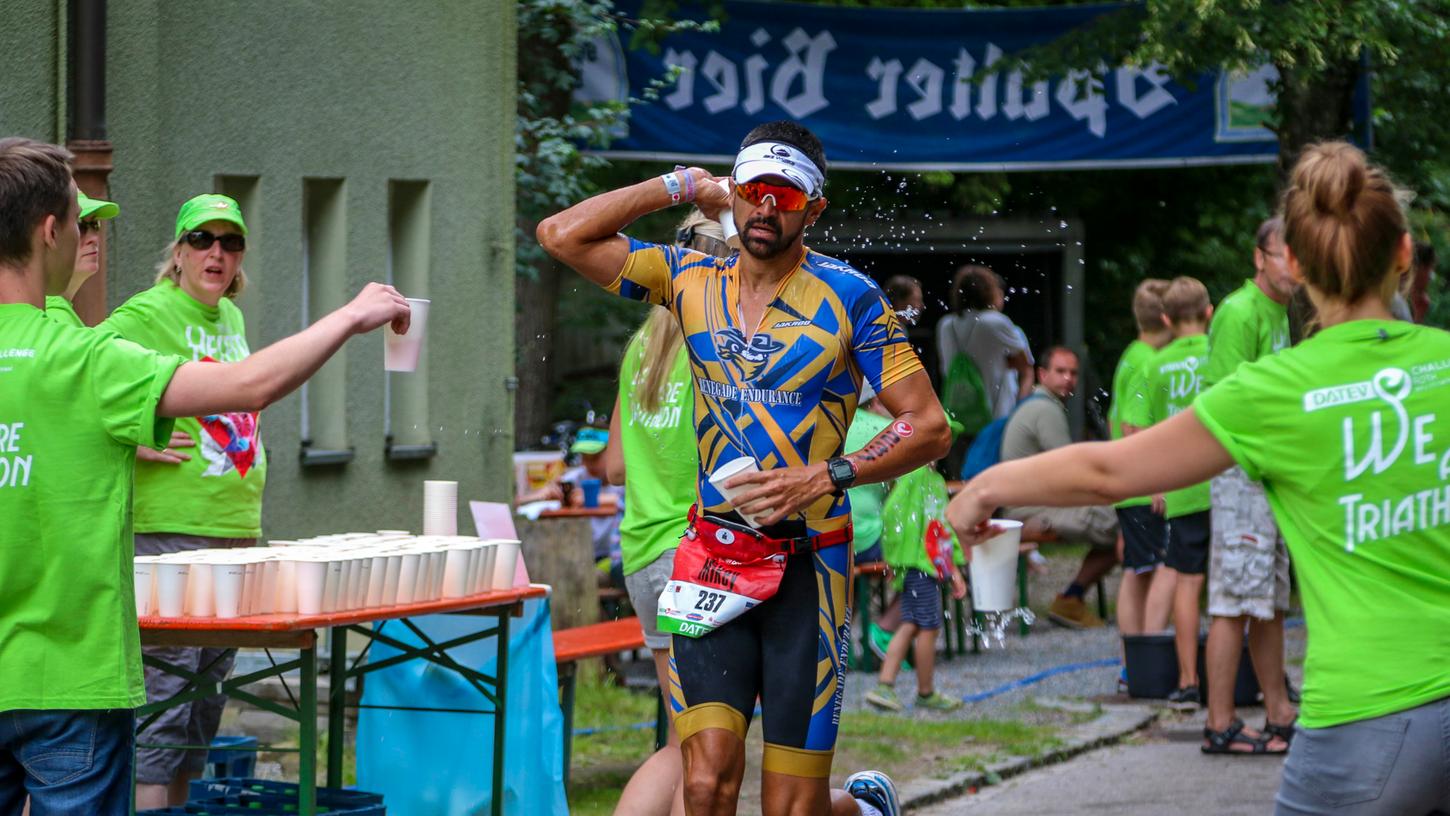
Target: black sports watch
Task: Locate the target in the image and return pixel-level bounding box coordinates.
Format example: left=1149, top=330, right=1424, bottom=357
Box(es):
left=826, top=456, right=857, bottom=494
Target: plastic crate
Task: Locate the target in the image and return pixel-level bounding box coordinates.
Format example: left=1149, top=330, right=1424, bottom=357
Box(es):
left=205, top=735, right=258, bottom=780
left=183, top=778, right=384, bottom=816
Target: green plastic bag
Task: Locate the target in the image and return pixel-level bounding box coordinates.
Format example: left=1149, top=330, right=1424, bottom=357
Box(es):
left=880, top=467, right=962, bottom=589
left=941, top=352, right=993, bottom=435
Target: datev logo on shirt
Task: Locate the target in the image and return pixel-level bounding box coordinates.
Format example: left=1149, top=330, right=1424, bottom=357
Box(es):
left=714, top=327, right=784, bottom=382
left=1304, top=364, right=1450, bottom=551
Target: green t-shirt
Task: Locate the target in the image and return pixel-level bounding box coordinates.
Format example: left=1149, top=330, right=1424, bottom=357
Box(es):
left=845, top=409, right=892, bottom=554
left=880, top=466, right=963, bottom=587
left=101, top=280, right=266, bottom=538
left=0, top=304, right=183, bottom=709
left=1194, top=319, right=1450, bottom=728
left=1123, top=334, right=1210, bottom=517
left=1203, top=279, right=1289, bottom=387
left=1110, top=339, right=1156, bottom=508
left=43, top=295, right=84, bottom=329
left=617, top=333, right=698, bottom=576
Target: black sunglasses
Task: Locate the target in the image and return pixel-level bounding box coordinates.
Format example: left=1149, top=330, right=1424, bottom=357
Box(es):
left=78, top=219, right=101, bottom=235
left=181, top=229, right=246, bottom=253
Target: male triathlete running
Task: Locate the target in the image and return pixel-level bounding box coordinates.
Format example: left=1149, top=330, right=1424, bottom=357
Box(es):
left=538, top=121, right=950, bottom=816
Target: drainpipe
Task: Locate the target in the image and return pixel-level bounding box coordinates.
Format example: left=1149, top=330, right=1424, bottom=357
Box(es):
left=67, top=0, right=112, bottom=326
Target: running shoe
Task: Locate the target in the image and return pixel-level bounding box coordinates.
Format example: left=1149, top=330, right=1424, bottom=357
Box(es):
left=864, top=684, right=903, bottom=712
left=845, top=769, right=901, bottom=816
left=915, top=690, right=963, bottom=712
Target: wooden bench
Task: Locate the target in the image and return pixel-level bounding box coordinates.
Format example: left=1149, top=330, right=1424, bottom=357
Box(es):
left=553, top=617, right=663, bottom=788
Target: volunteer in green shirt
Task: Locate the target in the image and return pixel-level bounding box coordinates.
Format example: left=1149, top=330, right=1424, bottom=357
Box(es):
left=950, top=143, right=1449, bottom=811
left=1120, top=276, right=1215, bottom=711
left=1110, top=279, right=1174, bottom=640
left=43, top=190, right=119, bottom=328
left=0, top=138, right=409, bottom=816
left=600, top=210, right=723, bottom=816
left=100, top=194, right=264, bottom=809
left=1200, top=216, right=1300, bottom=760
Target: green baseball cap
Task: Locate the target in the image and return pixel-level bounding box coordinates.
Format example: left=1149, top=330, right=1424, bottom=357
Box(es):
left=77, top=190, right=119, bottom=220
left=570, top=427, right=609, bottom=455
left=174, top=194, right=247, bottom=240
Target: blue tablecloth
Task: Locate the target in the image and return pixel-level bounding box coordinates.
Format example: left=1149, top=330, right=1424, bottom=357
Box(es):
left=356, top=594, right=568, bottom=815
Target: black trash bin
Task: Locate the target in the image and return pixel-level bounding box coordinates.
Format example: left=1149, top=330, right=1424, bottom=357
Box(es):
left=1122, top=631, right=1261, bottom=706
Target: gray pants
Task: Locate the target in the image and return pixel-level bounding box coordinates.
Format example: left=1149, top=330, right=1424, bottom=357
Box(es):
left=134, top=533, right=252, bottom=785
left=1276, top=695, right=1450, bottom=815
left=1004, top=504, right=1118, bottom=548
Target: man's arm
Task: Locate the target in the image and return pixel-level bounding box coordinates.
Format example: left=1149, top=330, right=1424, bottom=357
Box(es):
left=729, top=370, right=951, bottom=527
left=1009, top=349, right=1034, bottom=401
left=535, top=168, right=728, bottom=289
left=157, top=283, right=409, bottom=418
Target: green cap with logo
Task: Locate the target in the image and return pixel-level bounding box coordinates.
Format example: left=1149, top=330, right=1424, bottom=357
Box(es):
left=174, top=194, right=248, bottom=240
left=78, top=190, right=119, bottom=220
left=571, top=427, right=609, bottom=455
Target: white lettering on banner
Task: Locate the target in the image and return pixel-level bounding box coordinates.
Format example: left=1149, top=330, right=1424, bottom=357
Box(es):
left=661, top=32, right=1180, bottom=139
left=184, top=325, right=248, bottom=362
left=0, top=421, right=31, bottom=489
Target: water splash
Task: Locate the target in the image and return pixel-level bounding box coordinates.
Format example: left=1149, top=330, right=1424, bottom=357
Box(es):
left=966, top=607, right=1036, bottom=649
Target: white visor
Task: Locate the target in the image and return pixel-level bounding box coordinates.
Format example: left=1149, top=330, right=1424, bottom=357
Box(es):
left=732, top=140, right=825, bottom=199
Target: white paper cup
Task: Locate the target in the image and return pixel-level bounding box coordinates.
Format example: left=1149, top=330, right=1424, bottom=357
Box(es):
left=396, top=552, right=421, bottom=605
left=188, top=564, right=215, bottom=618
left=323, top=559, right=346, bottom=613
left=491, top=541, right=521, bottom=590
left=257, top=558, right=279, bottom=615
left=382, top=553, right=403, bottom=606
left=213, top=563, right=246, bottom=619
left=384, top=297, right=430, bottom=372
left=442, top=546, right=473, bottom=599
left=473, top=543, right=497, bottom=594
left=296, top=559, right=327, bottom=616
left=708, top=456, right=768, bottom=527
left=156, top=562, right=190, bottom=618
left=366, top=555, right=388, bottom=608
left=969, top=520, right=1024, bottom=612
left=134, top=558, right=156, bottom=617
left=277, top=559, right=300, bottom=614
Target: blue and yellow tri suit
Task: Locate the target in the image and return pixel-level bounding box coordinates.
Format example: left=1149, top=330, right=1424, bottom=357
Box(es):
left=611, top=238, right=924, bottom=777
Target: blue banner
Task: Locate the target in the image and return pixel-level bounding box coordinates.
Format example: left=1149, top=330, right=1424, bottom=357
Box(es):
left=581, top=1, right=1279, bottom=171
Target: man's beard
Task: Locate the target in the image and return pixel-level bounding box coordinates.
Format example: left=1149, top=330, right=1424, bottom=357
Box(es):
left=739, top=214, right=803, bottom=260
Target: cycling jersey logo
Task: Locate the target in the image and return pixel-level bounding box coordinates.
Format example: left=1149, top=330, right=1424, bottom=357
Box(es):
left=714, top=327, right=784, bottom=381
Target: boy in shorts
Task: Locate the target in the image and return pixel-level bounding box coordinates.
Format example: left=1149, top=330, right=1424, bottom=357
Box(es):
left=1122, top=277, right=1214, bottom=707
left=864, top=466, right=966, bottom=713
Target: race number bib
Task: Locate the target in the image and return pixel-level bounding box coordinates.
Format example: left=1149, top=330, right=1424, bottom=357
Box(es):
left=657, top=518, right=788, bottom=638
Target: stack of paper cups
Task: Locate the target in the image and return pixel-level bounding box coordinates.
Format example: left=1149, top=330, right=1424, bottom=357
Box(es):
left=423, top=480, right=458, bottom=536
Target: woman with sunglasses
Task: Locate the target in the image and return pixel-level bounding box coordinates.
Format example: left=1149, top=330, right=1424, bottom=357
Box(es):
left=100, top=194, right=264, bottom=810
left=43, top=190, right=119, bottom=327
left=948, top=142, right=1450, bottom=813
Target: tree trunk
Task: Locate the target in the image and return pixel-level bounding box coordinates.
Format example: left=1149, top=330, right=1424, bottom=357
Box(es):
left=1274, top=56, right=1361, bottom=177
left=514, top=241, right=563, bottom=450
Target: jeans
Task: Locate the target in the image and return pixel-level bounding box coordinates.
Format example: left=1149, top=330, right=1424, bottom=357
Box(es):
left=0, top=708, right=134, bottom=816
left=1276, top=695, right=1450, bottom=815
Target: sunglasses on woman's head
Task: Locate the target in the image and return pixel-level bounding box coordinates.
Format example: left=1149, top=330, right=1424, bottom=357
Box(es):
left=78, top=219, right=100, bottom=235
left=732, top=180, right=814, bottom=212
left=181, top=229, right=246, bottom=253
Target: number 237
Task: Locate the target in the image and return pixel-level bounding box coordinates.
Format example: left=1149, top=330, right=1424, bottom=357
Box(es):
left=694, top=591, right=725, bottom=613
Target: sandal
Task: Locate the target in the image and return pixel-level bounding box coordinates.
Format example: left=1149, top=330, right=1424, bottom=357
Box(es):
left=1263, top=718, right=1297, bottom=747
left=1201, top=718, right=1287, bottom=755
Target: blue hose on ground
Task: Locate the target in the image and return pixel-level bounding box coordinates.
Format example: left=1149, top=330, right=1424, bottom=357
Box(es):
left=574, top=619, right=1309, bottom=735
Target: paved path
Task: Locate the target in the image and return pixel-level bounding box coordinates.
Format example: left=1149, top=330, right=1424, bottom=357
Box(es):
left=914, top=714, right=1288, bottom=815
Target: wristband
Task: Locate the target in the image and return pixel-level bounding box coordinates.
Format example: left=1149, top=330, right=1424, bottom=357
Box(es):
left=661, top=172, right=684, bottom=203
left=681, top=170, right=696, bottom=202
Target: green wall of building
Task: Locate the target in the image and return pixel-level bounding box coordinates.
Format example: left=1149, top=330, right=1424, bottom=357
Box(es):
left=2, top=1, right=518, bottom=538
